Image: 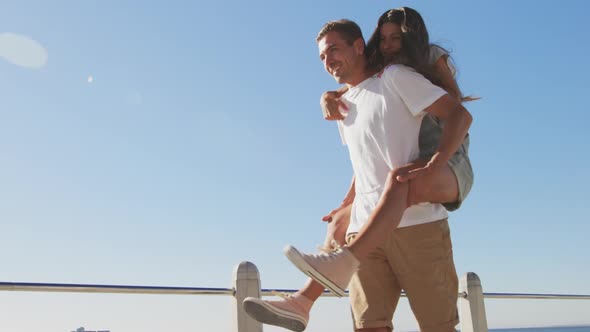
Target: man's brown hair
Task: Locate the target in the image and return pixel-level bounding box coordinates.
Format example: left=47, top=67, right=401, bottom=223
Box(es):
left=316, top=19, right=364, bottom=45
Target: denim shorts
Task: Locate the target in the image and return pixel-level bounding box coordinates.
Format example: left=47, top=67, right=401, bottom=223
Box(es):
left=419, top=114, right=474, bottom=211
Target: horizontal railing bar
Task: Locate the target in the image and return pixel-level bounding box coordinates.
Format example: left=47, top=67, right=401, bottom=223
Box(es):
left=1, top=282, right=588, bottom=300
left=482, top=293, right=590, bottom=300
left=265, top=290, right=590, bottom=300
left=0, top=282, right=234, bottom=296
left=0, top=282, right=434, bottom=298
left=260, top=288, right=414, bottom=298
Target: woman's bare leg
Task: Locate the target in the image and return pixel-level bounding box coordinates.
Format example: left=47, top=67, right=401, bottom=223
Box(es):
left=282, top=160, right=460, bottom=301
left=407, top=160, right=458, bottom=206
left=347, top=161, right=458, bottom=259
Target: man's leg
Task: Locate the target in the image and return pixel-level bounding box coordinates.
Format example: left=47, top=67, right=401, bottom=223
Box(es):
left=388, top=220, right=459, bottom=332
left=347, top=234, right=400, bottom=332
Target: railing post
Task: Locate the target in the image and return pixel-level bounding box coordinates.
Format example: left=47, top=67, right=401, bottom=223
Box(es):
left=459, top=272, right=488, bottom=332
left=232, top=262, right=263, bottom=332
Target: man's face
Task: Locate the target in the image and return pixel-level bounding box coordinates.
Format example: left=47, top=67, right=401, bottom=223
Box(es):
left=318, top=31, right=361, bottom=84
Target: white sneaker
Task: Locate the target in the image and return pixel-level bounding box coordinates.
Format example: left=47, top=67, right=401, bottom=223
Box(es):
left=242, top=293, right=312, bottom=332
left=284, top=245, right=359, bottom=297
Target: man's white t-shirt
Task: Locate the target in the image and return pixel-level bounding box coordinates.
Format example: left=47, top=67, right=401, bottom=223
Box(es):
left=337, top=65, right=449, bottom=235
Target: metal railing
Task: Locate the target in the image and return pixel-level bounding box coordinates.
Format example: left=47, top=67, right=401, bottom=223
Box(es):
left=2, top=281, right=588, bottom=300
left=1, top=262, right=589, bottom=332
left=0, top=281, right=235, bottom=296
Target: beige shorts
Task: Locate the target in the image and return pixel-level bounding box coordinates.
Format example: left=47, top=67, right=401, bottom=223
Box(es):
left=346, top=219, right=459, bottom=332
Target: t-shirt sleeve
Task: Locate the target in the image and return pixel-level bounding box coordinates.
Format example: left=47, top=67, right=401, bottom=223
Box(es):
left=337, top=120, right=347, bottom=145
left=429, top=45, right=456, bottom=77
left=429, top=45, right=447, bottom=63
left=384, top=65, right=447, bottom=117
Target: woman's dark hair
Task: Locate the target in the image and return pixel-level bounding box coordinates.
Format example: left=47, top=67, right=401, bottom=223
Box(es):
left=366, top=7, right=443, bottom=86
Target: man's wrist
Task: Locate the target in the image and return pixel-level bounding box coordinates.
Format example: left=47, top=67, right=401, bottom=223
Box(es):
left=342, top=197, right=354, bottom=207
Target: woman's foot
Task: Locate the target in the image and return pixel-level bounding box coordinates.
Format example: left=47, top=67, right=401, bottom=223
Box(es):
left=284, top=245, right=359, bottom=297
left=242, top=292, right=313, bottom=332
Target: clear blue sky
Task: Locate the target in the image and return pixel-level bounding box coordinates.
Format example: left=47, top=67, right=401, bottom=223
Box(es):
left=1, top=1, right=589, bottom=331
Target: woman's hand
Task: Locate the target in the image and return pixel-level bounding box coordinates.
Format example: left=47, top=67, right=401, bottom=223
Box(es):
left=320, top=90, right=348, bottom=120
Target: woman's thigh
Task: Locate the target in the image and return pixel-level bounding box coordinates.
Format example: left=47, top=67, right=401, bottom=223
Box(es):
left=405, top=162, right=459, bottom=206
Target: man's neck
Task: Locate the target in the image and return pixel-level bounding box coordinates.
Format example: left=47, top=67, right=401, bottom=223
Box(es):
left=345, top=68, right=372, bottom=88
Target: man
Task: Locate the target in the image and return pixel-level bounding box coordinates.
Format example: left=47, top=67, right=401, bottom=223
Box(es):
left=246, top=19, right=471, bottom=332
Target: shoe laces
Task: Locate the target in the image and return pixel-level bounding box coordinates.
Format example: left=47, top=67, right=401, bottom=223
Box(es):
left=317, top=240, right=342, bottom=254
left=269, top=291, right=310, bottom=317
left=271, top=290, right=293, bottom=299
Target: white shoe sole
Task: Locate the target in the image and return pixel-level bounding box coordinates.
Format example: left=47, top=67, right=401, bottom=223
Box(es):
left=284, top=245, right=346, bottom=297
left=242, top=297, right=307, bottom=332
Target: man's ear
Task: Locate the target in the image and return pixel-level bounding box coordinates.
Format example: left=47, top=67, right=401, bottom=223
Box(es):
left=353, top=38, right=365, bottom=55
